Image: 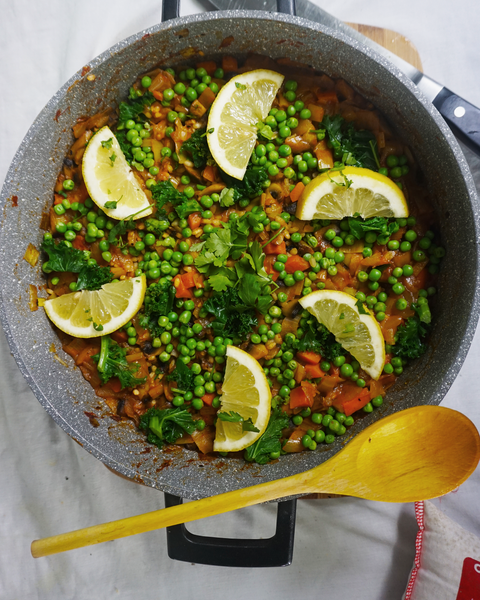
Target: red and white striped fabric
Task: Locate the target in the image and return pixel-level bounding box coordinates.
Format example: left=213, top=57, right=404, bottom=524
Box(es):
left=403, top=501, right=480, bottom=600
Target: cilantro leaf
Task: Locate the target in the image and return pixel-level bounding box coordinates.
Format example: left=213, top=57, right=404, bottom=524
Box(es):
left=118, top=92, right=155, bottom=123
left=217, top=411, right=259, bottom=433
left=181, top=128, right=212, bottom=169
left=244, top=409, right=290, bottom=464
left=167, top=359, right=196, bottom=392
left=93, top=336, right=146, bottom=389
left=393, top=315, right=429, bottom=361
left=219, top=187, right=238, bottom=207
left=139, top=407, right=196, bottom=448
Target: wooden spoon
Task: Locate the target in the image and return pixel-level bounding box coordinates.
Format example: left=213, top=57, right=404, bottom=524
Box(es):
left=31, top=406, right=480, bottom=558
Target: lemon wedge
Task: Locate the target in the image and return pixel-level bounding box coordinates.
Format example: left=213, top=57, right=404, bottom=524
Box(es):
left=299, top=289, right=385, bottom=380
left=214, top=346, right=272, bottom=453
left=207, top=69, right=284, bottom=180
left=296, top=166, right=409, bottom=221
left=82, top=126, right=153, bottom=221
left=44, top=276, right=146, bottom=338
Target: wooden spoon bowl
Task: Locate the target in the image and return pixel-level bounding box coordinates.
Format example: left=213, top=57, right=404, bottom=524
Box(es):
left=31, top=406, right=480, bottom=558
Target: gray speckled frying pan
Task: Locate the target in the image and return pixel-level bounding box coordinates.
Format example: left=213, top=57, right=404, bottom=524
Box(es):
left=1, top=9, right=480, bottom=506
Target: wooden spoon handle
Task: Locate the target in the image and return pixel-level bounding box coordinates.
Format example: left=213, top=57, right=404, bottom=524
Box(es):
left=31, top=471, right=314, bottom=558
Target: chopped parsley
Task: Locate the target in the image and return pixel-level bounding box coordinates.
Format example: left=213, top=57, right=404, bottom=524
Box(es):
left=244, top=409, right=290, bottom=464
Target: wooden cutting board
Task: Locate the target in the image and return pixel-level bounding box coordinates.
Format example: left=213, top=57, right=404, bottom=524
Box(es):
left=305, top=23, right=422, bottom=501
left=346, top=23, right=422, bottom=71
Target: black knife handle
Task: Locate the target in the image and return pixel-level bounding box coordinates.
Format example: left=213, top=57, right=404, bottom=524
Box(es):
left=277, top=0, right=297, bottom=16
left=433, top=87, right=480, bottom=156
left=164, top=493, right=297, bottom=567
left=162, top=0, right=180, bottom=21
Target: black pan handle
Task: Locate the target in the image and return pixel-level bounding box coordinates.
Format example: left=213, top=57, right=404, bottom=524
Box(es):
left=277, top=0, right=296, bottom=16
left=161, top=0, right=297, bottom=22
left=432, top=87, right=480, bottom=156
left=164, top=493, right=297, bottom=567
left=162, top=0, right=179, bottom=21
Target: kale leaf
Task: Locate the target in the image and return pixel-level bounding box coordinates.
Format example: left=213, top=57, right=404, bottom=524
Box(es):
left=41, top=238, right=88, bottom=272
left=115, top=130, right=133, bottom=162
left=244, top=409, right=290, bottom=464
left=167, top=359, right=196, bottom=392
left=151, top=180, right=201, bottom=220
left=42, top=239, right=113, bottom=291
left=118, top=92, right=155, bottom=123
left=93, top=336, right=146, bottom=389
left=107, top=215, right=137, bottom=244
left=203, top=287, right=258, bottom=340
left=138, top=279, right=175, bottom=337
left=181, top=128, right=212, bottom=169
left=287, top=319, right=345, bottom=361
left=393, top=316, right=429, bottom=361
left=76, top=265, right=113, bottom=291
left=321, top=114, right=379, bottom=170
left=348, top=216, right=399, bottom=240
left=221, top=165, right=269, bottom=200
left=139, top=407, right=196, bottom=448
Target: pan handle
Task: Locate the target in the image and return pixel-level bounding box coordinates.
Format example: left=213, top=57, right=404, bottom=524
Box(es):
left=161, top=0, right=297, bottom=22
left=162, top=0, right=179, bottom=21
left=164, top=493, right=297, bottom=567
left=277, top=0, right=297, bottom=16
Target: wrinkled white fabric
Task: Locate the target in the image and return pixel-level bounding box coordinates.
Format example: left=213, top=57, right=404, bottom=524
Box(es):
left=1, top=1, right=480, bottom=599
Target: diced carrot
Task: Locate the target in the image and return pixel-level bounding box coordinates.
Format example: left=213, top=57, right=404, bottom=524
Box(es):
left=111, top=330, right=128, bottom=344
left=152, top=90, right=164, bottom=102
left=188, top=212, right=202, bottom=229
left=72, top=235, right=89, bottom=251
left=332, top=384, right=371, bottom=416
left=198, top=87, right=216, bottom=109
left=108, top=378, right=123, bottom=394
left=290, top=386, right=311, bottom=409
left=305, top=363, right=324, bottom=379
left=263, top=240, right=286, bottom=255
left=316, top=90, right=338, bottom=104
left=296, top=351, right=321, bottom=365
left=202, top=164, right=217, bottom=182
left=196, top=60, right=217, bottom=75
left=283, top=428, right=306, bottom=453
left=173, top=274, right=194, bottom=298
left=290, top=182, right=305, bottom=203
left=285, top=254, right=309, bottom=273
left=307, top=104, right=325, bottom=122
left=182, top=272, right=196, bottom=288
left=201, top=393, right=217, bottom=406
left=264, top=255, right=279, bottom=281
left=193, top=272, right=204, bottom=288
left=222, top=56, right=238, bottom=72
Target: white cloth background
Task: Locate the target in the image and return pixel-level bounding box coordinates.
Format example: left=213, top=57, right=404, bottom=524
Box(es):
left=1, top=1, right=480, bottom=598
